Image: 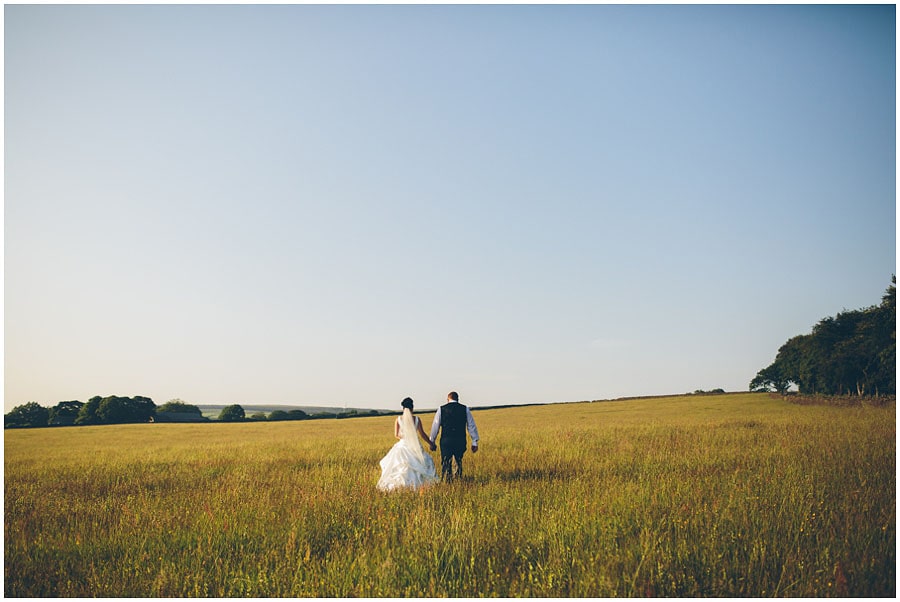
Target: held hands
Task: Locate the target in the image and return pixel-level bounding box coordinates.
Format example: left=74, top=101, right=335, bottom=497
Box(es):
left=422, top=438, right=474, bottom=453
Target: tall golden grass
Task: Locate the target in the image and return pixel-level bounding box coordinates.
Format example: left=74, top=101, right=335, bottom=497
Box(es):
left=4, top=392, right=894, bottom=596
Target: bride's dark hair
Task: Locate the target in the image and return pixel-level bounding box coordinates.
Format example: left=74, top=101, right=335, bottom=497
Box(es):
left=401, top=397, right=414, bottom=410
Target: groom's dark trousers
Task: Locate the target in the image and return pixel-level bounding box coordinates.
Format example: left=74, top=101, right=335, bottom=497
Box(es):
left=439, top=401, right=469, bottom=482
left=440, top=437, right=466, bottom=481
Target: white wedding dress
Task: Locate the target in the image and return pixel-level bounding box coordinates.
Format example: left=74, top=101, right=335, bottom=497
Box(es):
left=377, top=409, right=438, bottom=491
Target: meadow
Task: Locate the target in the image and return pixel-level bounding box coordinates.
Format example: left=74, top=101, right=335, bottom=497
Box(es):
left=4, top=392, right=895, bottom=597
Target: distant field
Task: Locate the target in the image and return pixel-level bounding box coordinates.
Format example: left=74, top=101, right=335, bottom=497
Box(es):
left=195, top=404, right=389, bottom=419
left=4, top=393, right=894, bottom=596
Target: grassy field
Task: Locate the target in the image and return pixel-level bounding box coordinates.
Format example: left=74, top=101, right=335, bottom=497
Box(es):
left=4, top=392, right=895, bottom=597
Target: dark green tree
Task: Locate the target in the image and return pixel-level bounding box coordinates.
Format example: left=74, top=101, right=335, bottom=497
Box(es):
left=75, top=396, right=103, bottom=425
left=97, top=397, right=129, bottom=423
left=75, top=396, right=156, bottom=425
left=287, top=409, right=308, bottom=420
left=218, top=404, right=245, bottom=422
left=157, top=399, right=202, bottom=415
left=751, top=277, right=896, bottom=396
left=872, top=275, right=896, bottom=394
left=749, top=363, right=790, bottom=394
left=4, top=402, right=50, bottom=428
left=269, top=410, right=289, bottom=421
left=129, top=396, right=156, bottom=422
left=96, top=396, right=155, bottom=424
left=48, top=400, right=84, bottom=426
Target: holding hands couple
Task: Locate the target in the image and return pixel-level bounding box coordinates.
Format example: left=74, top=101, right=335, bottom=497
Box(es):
left=376, top=391, right=480, bottom=491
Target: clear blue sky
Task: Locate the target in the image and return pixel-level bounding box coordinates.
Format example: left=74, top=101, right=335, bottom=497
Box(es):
left=4, top=4, right=896, bottom=412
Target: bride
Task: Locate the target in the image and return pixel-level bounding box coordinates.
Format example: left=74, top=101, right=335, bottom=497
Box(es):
left=377, top=398, right=438, bottom=491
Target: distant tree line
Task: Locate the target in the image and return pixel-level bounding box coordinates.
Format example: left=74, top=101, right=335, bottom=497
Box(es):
left=751, top=277, right=895, bottom=397
left=5, top=397, right=383, bottom=429
left=263, top=409, right=308, bottom=421
left=5, top=396, right=159, bottom=428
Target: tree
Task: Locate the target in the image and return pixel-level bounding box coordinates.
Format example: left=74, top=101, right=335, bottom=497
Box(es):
left=750, top=363, right=790, bottom=395
left=95, top=396, right=156, bottom=424
left=270, top=409, right=307, bottom=421
left=48, top=400, right=84, bottom=426
left=5, top=402, right=50, bottom=428
left=751, top=277, right=896, bottom=396
left=97, top=397, right=129, bottom=423
left=75, top=396, right=103, bottom=425
left=249, top=412, right=267, bottom=421
left=75, top=396, right=156, bottom=425
left=873, top=275, right=896, bottom=394
left=128, top=396, right=156, bottom=422
left=157, top=399, right=202, bottom=415
left=218, top=405, right=245, bottom=422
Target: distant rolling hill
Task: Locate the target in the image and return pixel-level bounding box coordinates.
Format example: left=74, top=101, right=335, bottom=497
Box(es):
left=196, top=404, right=394, bottom=419
left=197, top=392, right=735, bottom=420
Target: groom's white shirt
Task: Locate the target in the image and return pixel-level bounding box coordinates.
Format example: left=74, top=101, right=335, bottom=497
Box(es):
left=429, top=400, right=479, bottom=445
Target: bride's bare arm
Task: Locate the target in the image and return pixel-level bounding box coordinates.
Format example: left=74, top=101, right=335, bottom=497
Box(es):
left=394, top=417, right=402, bottom=439
left=416, top=417, right=432, bottom=445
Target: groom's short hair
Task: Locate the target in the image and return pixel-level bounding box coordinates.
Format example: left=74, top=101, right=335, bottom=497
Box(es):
left=448, top=391, right=459, bottom=401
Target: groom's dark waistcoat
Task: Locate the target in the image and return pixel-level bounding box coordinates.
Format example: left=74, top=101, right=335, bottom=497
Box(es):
left=440, top=402, right=468, bottom=439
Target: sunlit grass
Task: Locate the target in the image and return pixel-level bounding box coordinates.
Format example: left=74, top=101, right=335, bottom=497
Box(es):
left=4, top=393, right=894, bottom=596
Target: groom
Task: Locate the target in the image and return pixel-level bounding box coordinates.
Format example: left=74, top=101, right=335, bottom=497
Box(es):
left=429, top=391, right=479, bottom=482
